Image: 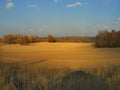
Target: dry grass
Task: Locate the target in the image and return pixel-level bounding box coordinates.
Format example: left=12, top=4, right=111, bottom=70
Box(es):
left=0, top=61, right=119, bottom=90
left=0, top=43, right=120, bottom=90
left=0, top=42, right=120, bottom=69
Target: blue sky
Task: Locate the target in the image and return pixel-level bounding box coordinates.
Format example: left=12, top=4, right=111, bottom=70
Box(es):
left=0, top=0, right=120, bottom=37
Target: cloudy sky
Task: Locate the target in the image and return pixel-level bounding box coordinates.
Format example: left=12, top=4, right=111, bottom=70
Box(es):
left=0, top=0, right=120, bottom=37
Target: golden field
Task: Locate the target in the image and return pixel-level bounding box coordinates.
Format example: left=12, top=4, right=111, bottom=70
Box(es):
left=0, top=42, right=120, bottom=69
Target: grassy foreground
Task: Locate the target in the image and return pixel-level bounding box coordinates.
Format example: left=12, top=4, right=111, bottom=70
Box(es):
left=0, top=61, right=119, bottom=90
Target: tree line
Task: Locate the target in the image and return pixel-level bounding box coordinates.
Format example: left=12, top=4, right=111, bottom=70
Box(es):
left=1, top=34, right=40, bottom=44
left=0, top=34, right=57, bottom=44
left=0, top=34, right=95, bottom=44
left=1, top=30, right=120, bottom=47
left=95, top=30, right=120, bottom=47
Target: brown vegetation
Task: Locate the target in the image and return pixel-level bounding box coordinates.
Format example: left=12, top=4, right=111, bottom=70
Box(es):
left=0, top=34, right=95, bottom=44
left=40, top=36, right=95, bottom=43
left=0, top=32, right=120, bottom=89
left=55, top=36, right=95, bottom=42
left=95, top=30, right=120, bottom=47
left=47, top=34, right=56, bottom=42
left=1, top=34, right=40, bottom=44
left=0, top=61, right=119, bottom=90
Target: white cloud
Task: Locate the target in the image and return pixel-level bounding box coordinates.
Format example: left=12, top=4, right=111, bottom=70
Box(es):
left=6, top=2, right=14, bottom=8
left=67, top=2, right=82, bottom=8
left=118, top=17, right=120, bottom=21
left=96, top=24, right=111, bottom=30
left=29, top=28, right=33, bottom=32
left=28, top=4, right=39, bottom=8
left=103, top=25, right=109, bottom=30
left=97, top=24, right=101, bottom=28
left=113, top=22, right=119, bottom=25
left=54, top=0, right=59, bottom=3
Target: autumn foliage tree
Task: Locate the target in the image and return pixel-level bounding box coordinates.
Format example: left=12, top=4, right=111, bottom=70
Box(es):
left=0, top=38, right=2, bottom=43
left=95, top=30, right=120, bottom=47
left=47, top=34, right=56, bottom=42
left=2, top=34, right=40, bottom=44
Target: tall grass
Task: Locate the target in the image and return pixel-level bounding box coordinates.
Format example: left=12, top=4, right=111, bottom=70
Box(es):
left=0, top=62, right=70, bottom=90
left=90, top=65, right=120, bottom=90
left=0, top=61, right=119, bottom=90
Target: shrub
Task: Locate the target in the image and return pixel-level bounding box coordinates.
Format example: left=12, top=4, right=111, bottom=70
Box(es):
left=47, top=35, right=56, bottom=42
left=1, top=34, right=40, bottom=44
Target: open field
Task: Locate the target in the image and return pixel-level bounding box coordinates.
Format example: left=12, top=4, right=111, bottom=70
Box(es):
left=0, top=42, right=120, bottom=69
left=0, top=43, right=120, bottom=90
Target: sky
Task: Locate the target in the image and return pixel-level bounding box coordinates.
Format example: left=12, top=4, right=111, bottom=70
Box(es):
left=0, top=0, right=120, bottom=37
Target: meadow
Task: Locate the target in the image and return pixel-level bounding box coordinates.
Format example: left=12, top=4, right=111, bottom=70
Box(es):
left=0, top=42, right=120, bottom=90
left=0, top=42, right=120, bottom=69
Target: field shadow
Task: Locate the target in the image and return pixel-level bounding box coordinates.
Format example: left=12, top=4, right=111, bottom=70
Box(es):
left=0, top=45, right=3, bottom=61
left=48, top=70, right=108, bottom=90
left=20, top=43, right=36, bottom=46
left=28, top=59, right=48, bottom=65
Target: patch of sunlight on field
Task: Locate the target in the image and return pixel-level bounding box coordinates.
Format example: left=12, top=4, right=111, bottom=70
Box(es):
left=0, top=42, right=120, bottom=69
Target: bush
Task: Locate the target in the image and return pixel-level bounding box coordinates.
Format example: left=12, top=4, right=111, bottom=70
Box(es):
left=1, top=34, right=40, bottom=44
left=47, top=35, right=56, bottom=42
